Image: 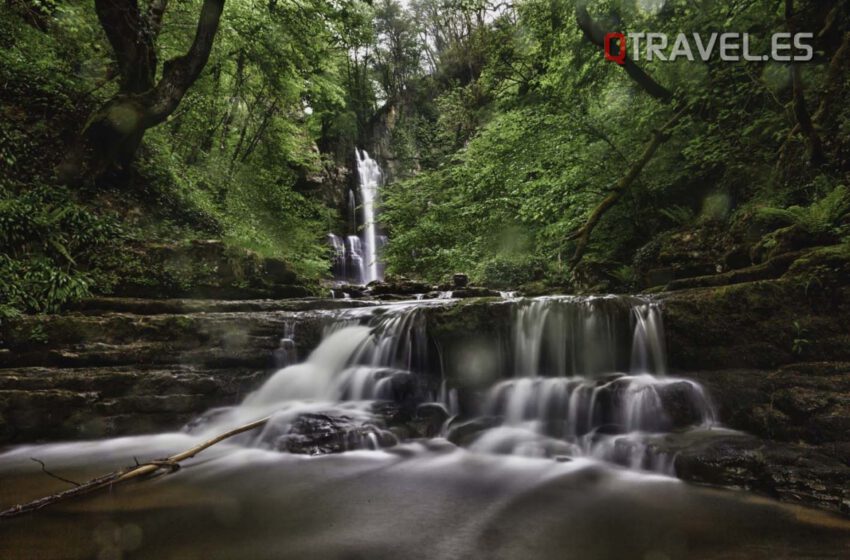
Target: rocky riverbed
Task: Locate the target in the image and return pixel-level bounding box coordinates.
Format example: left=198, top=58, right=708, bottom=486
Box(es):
left=1, top=244, right=849, bottom=516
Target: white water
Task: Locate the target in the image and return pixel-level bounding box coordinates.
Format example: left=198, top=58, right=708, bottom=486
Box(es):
left=2, top=297, right=846, bottom=559
left=181, top=296, right=717, bottom=474
left=327, top=150, right=385, bottom=284
left=356, top=148, right=383, bottom=284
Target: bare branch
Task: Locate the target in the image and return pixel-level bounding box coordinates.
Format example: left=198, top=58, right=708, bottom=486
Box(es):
left=30, top=458, right=81, bottom=488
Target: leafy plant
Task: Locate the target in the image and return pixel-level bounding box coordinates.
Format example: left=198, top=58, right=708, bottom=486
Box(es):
left=757, top=186, right=850, bottom=236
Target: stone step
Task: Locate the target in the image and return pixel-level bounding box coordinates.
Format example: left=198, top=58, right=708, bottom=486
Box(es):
left=67, top=296, right=378, bottom=315
left=0, top=309, right=331, bottom=369
left=0, top=365, right=268, bottom=443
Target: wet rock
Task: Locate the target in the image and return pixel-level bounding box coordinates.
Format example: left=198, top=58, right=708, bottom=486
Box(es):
left=450, top=287, right=501, bottom=298
left=0, top=366, right=265, bottom=442
left=634, top=225, right=731, bottom=289
left=275, top=413, right=397, bottom=455
left=446, top=417, right=501, bottom=447
left=669, top=432, right=850, bottom=515
left=750, top=225, right=836, bottom=264
left=687, top=364, right=850, bottom=447
left=416, top=403, right=451, bottom=437
left=366, top=278, right=432, bottom=297
left=655, top=381, right=709, bottom=428
left=452, top=273, right=469, bottom=288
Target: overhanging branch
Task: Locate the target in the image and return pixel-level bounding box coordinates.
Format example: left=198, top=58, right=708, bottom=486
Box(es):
left=575, top=5, right=673, bottom=103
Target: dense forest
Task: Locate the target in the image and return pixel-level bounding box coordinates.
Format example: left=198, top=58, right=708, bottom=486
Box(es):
left=4, top=2, right=850, bottom=552
left=2, top=0, right=849, bottom=314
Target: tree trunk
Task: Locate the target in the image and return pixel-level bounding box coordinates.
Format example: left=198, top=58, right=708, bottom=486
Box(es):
left=57, top=0, right=225, bottom=184
left=785, top=0, right=824, bottom=166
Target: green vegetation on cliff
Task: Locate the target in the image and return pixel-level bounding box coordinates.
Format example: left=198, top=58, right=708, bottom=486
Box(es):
left=2, top=0, right=849, bottom=313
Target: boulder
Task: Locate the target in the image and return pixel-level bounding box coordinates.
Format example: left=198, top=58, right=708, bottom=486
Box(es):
left=273, top=413, right=397, bottom=455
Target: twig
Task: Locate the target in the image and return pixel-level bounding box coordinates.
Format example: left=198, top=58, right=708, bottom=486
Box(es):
left=30, top=458, right=81, bottom=487
left=0, top=416, right=269, bottom=520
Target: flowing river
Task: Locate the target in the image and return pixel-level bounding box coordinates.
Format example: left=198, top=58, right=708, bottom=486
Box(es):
left=1, top=296, right=849, bottom=559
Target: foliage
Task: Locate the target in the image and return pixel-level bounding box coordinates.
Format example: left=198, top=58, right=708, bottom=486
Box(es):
left=1, top=0, right=374, bottom=313
left=757, top=185, right=850, bottom=237
left=3, top=0, right=850, bottom=301
left=0, top=185, right=120, bottom=313
left=374, top=0, right=850, bottom=286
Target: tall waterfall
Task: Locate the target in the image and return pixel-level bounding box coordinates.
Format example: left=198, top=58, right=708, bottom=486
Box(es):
left=327, top=150, right=384, bottom=284
left=356, top=149, right=383, bottom=284
left=195, top=296, right=716, bottom=473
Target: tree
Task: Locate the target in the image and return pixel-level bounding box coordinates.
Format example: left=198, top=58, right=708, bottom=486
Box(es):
left=57, top=0, right=226, bottom=183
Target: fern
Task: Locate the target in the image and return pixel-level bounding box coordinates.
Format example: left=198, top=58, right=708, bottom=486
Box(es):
left=757, top=185, right=850, bottom=235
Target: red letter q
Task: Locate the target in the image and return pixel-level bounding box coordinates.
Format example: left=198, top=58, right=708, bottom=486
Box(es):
left=604, top=33, right=627, bottom=65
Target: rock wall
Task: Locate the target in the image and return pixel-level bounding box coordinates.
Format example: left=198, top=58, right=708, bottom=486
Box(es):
left=659, top=244, right=850, bottom=514
left=0, top=298, right=345, bottom=443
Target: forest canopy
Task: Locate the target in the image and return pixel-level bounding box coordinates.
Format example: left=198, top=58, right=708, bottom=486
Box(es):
left=1, top=0, right=848, bottom=314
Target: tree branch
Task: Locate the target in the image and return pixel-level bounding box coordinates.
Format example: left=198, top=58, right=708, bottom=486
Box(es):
left=568, top=107, right=686, bottom=267
left=785, top=0, right=824, bottom=166
left=0, top=416, right=268, bottom=520
left=575, top=5, right=673, bottom=103
left=146, top=0, right=226, bottom=125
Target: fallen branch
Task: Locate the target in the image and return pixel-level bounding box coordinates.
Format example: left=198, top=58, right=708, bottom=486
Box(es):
left=568, top=107, right=687, bottom=267
left=0, top=416, right=269, bottom=520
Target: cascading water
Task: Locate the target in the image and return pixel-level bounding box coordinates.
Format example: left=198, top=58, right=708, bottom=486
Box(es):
left=327, top=150, right=385, bottom=284
left=346, top=235, right=365, bottom=284
left=355, top=148, right=383, bottom=284
left=327, top=233, right=347, bottom=281
left=3, top=296, right=846, bottom=559
left=191, top=296, right=715, bottom=474
left=465, top=297, right=714, bottom=470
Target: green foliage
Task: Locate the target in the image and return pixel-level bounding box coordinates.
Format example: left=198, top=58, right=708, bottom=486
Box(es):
left=757, top=185, right=850, bottom=237
left=0, top=185, right=121, bottom=314
left=377, top=0, right=850, bottom=285
left=3, top=0, right=850, bottom=299
left=478, top=255, right=545, bottom=289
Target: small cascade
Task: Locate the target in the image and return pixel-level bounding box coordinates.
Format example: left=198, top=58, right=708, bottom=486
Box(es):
left=327, top=234, right=347, bottom=282
left=272, top=321, right=298, bottom=369
left=192, top=296, right=717, bottom=475
left=346, top=235, right=365, bottom=285
left=512, top=296, right=647, bottom=378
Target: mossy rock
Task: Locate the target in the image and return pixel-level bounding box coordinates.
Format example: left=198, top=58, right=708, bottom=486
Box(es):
left=103, top=239, right=314, bottom=299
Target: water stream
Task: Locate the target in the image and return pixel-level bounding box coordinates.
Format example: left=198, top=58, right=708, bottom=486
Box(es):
left=1, top=296, right=849, bottom=558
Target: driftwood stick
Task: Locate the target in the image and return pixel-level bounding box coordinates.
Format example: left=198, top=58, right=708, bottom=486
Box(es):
left=0, top=416, right=269, bottom=520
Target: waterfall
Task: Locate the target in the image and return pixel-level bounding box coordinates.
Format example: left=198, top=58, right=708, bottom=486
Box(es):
left=356, top=148, right=383, bottom=284
left=327, top=234, right=347, bottom=281
left=327, top=150, right=385, bottom=284
left=346, top=235, right=365, bottom=284
left=192, top=296, right=716, bottom=474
